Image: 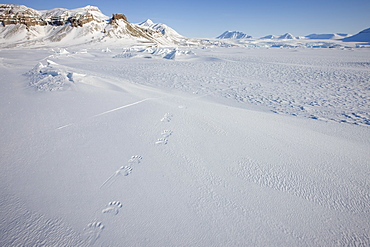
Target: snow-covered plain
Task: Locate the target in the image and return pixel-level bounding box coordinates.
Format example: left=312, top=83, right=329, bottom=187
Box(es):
left=0, top=45, right=369, bottom=246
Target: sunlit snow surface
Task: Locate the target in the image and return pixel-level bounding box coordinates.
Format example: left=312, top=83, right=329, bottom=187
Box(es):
left=0, top=46, right=369, bottom=246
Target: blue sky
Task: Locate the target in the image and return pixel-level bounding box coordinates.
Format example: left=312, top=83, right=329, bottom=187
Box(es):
left=3, top=0, right=370, bottom=38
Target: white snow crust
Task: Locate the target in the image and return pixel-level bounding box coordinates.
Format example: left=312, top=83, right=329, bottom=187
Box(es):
left=0, top=44, right=369, bottom=246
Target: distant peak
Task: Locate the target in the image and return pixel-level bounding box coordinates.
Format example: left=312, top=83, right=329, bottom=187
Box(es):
left=140, top=19, right=154, bottom=26
left=217, top=31, right=252, bottom=39
left=279, top=33, right=295, bottom=39
left=145, top=19, right=154, bottom=24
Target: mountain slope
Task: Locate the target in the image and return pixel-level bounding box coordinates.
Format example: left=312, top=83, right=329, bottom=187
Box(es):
left=343, top=27, right=370, bottom=42
left=136, top=19, right=185, bottom=43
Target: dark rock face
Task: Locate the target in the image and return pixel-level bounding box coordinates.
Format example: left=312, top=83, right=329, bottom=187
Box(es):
left=47, top=16, right=66, bottom=26
left=0, top=4, right=45, bottom=27
left=69, top=13, right=96, bottom=27
left=0, top=4, right=102, bottom=28
left=110, top=14, right=127, bottom=23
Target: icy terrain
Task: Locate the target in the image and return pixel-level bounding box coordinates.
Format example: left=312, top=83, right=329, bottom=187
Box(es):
left=0, top=46, right=369, bottom=246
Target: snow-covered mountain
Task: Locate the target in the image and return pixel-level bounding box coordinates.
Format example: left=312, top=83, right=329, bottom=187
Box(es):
left=305, top=33, right=349, bottom=40
left=260, top=34, right=279, bottom=39
left=260, top=33, right=295, bottom=40
left=0, top=4, right=188, bottom=47
left=343, top=27, right=370, bottom=42
left=216, top=31, right=252, bottom=39
left=136, top=19, right=185, bottom=43
left=278, top=33, right=296, bottom=39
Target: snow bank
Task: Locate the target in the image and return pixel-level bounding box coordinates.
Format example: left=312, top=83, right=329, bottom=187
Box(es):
left=26, top=60, right=74, bottom=91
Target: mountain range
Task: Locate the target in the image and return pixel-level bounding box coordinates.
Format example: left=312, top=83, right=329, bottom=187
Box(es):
left=0, top=4, right=191, bottom=48
left=216, top=30, right=369, bottom=42
left=0, top=4, right=369, bottom=48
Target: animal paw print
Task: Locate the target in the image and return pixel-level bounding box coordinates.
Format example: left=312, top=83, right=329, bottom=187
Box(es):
left=161, top=130, right=173, bottom=138
left=87, top=221, right=105, bottom=230
left=102, top=201, right=122, bottom=215
left=84, top=221, right=104, bottom=245
left=128, top=155, right=142, bottom=166
left=155, top=138, right=168, bottom=145
left=120, top=166, right=133, bottom=176
left=161, top=113, right=173, bottom=122
left=100, top=157, right=140, bottom=188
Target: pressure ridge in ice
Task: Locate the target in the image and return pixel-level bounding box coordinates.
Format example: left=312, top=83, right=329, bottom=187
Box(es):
left=113, top=47, right=196, bottom=60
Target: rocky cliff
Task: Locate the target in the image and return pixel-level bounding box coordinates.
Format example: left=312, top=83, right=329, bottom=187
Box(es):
left=0, top=4, right=105, bottom=27
left=0, top=4, right=45, bottom=26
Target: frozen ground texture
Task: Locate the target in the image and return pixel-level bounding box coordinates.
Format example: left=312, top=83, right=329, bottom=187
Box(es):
left=79, top=47, right=370, bottom=126
left=0, top=46, right=369, bottom=246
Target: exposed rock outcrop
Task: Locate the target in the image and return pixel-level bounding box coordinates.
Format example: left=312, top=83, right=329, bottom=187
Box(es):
left=110, top=14, right=127, bottom=23
left=0, top=4, right=105, bottom=28
left=69, top=13, right=95, bottom=27
left=0, top=4, right=45, bottom=27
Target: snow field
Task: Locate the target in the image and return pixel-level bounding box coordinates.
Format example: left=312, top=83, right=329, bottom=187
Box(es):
left=0, top=46, right=369, bottom=246
left=63, top=47, right=370, bottom=126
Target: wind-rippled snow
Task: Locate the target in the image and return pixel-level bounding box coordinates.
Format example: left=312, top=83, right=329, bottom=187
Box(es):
left=0, top=46, right=369, bottom=246
left=71, top=47, right=370, bottom=126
